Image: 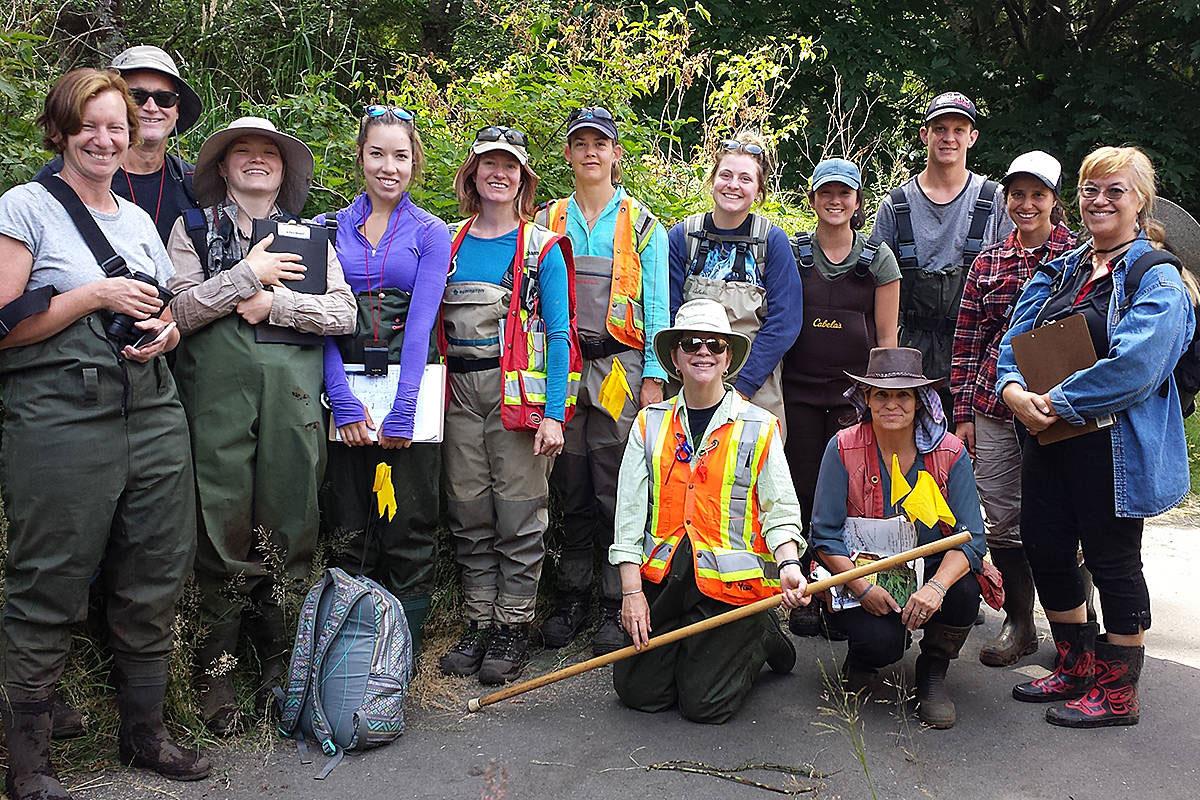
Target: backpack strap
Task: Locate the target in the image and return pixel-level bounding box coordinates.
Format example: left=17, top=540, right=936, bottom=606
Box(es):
left=684, top=213, right=709, bottom=276
left=963, top=179, right=999, bottom=267
left=321, top=217, right=338, bottom=248
left=749, top=213, right=771, bottom=272
left=1121, top=248, right=1184, bottom=399
left=0, top=286, right=57, bottom=339
left=181, top=206, right=210, bottom=276
left=792, top=231, right=814, bottom=270
left=35, top=175, right=129, bottom=277
left=276, top=572, right=329, bottom=737
left=890, top=187, right=918, bottom=269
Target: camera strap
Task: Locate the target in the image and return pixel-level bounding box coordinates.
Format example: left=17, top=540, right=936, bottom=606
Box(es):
left=35, top=175, right=131, bottom=278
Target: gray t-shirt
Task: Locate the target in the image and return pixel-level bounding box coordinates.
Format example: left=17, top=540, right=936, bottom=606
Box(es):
left=0, top=181, right=174, bottom=292
left=812, top=231, right=902, bottom=285
left=870, top=172, right=1013, bottom=274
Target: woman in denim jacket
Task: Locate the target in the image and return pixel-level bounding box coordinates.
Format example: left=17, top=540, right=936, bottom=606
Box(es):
left=995, top=146, right=1195, bottom=729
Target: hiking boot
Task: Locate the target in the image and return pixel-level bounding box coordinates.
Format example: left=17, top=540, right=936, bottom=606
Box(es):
left=787, top=602, right=821, bottom=637
left=198, top=675, right=237, bottom=736
left=979, top=548, right=1039, bottom=667
left=765, top=612, right=796, bottom=674
left=591, top=603, right=630, bottom=656
left=478, top=624, right=530, bottom=686
left=1013, top=621, right=1098, bottom=703
left=50, top=691, right=85, bottom=740
left=439, top=621, right=491, bottom=677
left=540, top=596, right=591, bottom=649
left=2, top=690, right=73, bottom=800
left=915, top=622, right=972, bottom=729
left=1046, top=637, right=1143, bottom=728
left=400, top=595, right=432, bottom=660
left=116, top=665, right=211, bottom=781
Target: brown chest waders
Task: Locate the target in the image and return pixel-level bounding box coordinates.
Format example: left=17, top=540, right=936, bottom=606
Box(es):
left=442, top=281, right=552, bottom=625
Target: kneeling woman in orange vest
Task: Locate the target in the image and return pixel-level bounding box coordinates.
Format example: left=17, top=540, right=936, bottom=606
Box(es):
left=437, top=126, right=574, bottom=686
left=809, top=347, right=987, bottom=729
left=610, top=298, right=809, bottom=724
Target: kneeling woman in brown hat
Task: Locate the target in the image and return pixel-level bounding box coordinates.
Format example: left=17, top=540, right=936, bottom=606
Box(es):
left=610, top=298, right=809, bottom=724
left=810, top=347, right=986, bottom=728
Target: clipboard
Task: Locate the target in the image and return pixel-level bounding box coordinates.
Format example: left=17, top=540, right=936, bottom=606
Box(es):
left=251, top=219, right=329, bottom=346
left=328, top=363, right=446, bottom=444
left=1010, top=313, right=1114, bottom=444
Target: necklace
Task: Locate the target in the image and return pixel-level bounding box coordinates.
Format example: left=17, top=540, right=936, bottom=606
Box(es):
left=123, top=166, right=166, bottom=226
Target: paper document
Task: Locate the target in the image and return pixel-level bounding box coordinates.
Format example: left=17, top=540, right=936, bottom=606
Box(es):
left=330, top=363, right=446, bottom=444
left=824, top=516, right=924, bottom=610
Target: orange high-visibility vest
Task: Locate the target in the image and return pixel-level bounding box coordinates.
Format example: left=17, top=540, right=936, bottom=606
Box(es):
left=637, top=394, right=781, bottom=606
left=544, top=196, right=656, bottom=349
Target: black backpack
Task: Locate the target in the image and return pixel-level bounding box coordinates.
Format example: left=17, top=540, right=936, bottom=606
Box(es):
left=1121, top=249, right=1200, bottom=416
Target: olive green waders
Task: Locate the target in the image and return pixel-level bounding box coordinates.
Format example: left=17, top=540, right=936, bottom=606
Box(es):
left=173, top=314, right=324, bottom=691
left=442, top=280, right=552, bottom=625
left=0, top=317, right=196, bottom=693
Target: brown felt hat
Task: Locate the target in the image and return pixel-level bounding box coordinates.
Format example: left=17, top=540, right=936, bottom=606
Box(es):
left=844, top=347, right=943, bottom=390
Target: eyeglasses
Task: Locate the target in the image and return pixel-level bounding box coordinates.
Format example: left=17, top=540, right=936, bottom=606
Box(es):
left=677, top=337, right=730, bottom=355
left=475, top=125, right=529, bottom=149
left=721, top=139, right=765, bottom=157
left=1079, top=184, right=1129, bottom=202
left=568, top=106, right=615, bottom=123
left=364, top=105, right=415, bottom=121
left=129, top=88, right=179, bottom=108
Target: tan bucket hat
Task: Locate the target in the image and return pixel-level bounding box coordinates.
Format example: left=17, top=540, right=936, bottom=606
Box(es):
left=192, top=117, right=314, bottom=214
left=653, top=299, right=752, bottom=380
left=845, top=347, right=943, bottom=390
left=110, top=45, right=203, bottom=134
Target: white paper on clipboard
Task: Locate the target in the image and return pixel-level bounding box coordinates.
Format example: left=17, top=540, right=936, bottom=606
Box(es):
left=330, top=363, right=446, bottom=444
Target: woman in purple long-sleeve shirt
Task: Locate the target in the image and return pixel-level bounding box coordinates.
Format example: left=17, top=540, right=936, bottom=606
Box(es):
left=320, top=106, right=450, bottom=656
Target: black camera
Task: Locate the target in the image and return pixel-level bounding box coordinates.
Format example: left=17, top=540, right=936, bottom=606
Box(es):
left=105, top=271, right=174, bottom=347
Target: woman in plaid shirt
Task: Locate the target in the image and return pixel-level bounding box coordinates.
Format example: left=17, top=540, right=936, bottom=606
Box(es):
left=949, top=151, right=1075, bottom=667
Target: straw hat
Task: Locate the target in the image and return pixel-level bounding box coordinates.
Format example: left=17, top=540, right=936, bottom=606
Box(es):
left=192, top=117, right=314, bottom=214
left=844, top=347, right=943, bottom=390
left=110, top=45, right=203, bottom=134
left=653, top=299, right=752, bottom=380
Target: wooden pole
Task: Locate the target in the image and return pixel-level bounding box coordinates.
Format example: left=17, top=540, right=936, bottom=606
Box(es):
left=466, top=531, right=972, bottom=712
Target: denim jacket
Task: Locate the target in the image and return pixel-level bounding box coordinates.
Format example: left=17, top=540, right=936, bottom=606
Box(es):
left=996, top=233, right=1195, bottom=518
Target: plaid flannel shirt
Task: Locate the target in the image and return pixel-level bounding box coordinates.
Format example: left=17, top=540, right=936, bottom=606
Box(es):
left=950, top=223, right=1076, bottom=423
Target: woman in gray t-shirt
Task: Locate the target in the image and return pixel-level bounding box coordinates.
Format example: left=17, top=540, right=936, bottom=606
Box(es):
left=0, top=68, right=208, bottom=796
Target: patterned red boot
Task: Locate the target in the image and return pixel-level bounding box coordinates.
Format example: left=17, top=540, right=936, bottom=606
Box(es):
left=1012, top=621, right=1097, bottom=703
left=1046, top=636, right=1142, bottom=728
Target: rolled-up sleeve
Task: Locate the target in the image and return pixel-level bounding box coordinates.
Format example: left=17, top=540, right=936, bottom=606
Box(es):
left=166, top=217, right=262, bottom=334
left=609, top=413, right=651, bottom=565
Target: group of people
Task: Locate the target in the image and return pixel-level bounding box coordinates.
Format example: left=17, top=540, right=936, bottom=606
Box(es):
left=0, top=43, right=1194, bottom=798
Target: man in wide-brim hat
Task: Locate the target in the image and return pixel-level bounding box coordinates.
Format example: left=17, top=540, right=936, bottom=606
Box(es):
left=607, top=298, right=810, bottom=724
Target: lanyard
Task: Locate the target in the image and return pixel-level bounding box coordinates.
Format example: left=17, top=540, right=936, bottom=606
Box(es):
left=362, top=211, right=398, bottom=343
left=123, top=167, right=166, bottom=226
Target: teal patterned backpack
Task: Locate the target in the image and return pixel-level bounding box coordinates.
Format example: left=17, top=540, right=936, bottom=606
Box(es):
left=275, top=567, right=413, bottom=779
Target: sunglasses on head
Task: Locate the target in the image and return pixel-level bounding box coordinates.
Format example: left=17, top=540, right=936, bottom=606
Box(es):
left=364, top=105, right=415, bottom=121
left=129, top=88, right=179, bottom=108
left=475, top=125, right=529, bottom=148
left=568, top=106, right=615, bottom=123
left=721, top=139, right=764, bottom=157
left=677, top=336, right=730, bottom=355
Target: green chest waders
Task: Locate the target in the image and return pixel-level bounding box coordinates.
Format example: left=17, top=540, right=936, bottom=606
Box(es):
left=0, top=317, right=195, bottom=691
left=442, top=281, right=552, bottom=625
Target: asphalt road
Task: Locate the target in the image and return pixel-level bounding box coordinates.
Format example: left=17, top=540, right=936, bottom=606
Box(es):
left=66, top=522, right=1199, bottom=800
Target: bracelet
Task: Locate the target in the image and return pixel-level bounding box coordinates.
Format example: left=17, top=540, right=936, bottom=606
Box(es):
left=851, top=582, right=874, bottom=601
left=927, top=578, right=948, bottom=597
left=776, top=559, right=802, bottom=572
left=622, top=588, right=644, bottom=597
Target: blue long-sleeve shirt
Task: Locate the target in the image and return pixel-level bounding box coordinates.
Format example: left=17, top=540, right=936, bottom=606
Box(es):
left=319, top=193, right=450, bottom=439
left=554, top=186, right=669, bottom=380
left=450, top=227, right=570, bottom=421
left=667, top=215, right=803, bottom=396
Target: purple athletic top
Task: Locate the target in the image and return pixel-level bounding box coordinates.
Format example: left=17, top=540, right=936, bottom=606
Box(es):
left=320, top=192, right=451, bottom=439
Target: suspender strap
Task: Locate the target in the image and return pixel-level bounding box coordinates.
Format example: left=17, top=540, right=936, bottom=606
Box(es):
left=35, top=175, right=129, bottom=277
left=855, top=239, right=878, bottom=278
left=890, top=187, right=917, bottom=269
left=963, top=179, right=998, bottom=267
left=0, top=285, right=57, bottom=338
left=792, top=231, right=814, bottom=269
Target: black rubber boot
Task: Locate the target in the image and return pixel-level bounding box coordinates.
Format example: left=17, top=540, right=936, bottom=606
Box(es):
left=841, top=655, right=877, bottom=696
left=915, top=623, right=972, bottom=729
left=439, top=621, right=491, bottom=677
left=250, top=602, right=292, bottom=711
left=979, top=548, right=1039, bottom=667
left=116, top=661, right=211, bottom=781
left=764, top=611, right=797, bottom=674
left=540, top=595, right=591, bottom=649
left=2, top=690, right=73, bottom=800
left=1046, top=636, right=1143, bottom=728
left=195, top=621, right=240, bottom=736
left=1013, top=621, right=1098, bottom=703
left=49, top=691, right=84, bottom=740
left=400, top=595, right=432, bottom=660
left=591, top=602, right=630, bottom=656
left=478, top=623, right=530, bottom=686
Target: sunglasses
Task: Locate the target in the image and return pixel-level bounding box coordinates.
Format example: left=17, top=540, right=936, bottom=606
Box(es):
left=1079, top=184, right=1129, bottom=202
left=568, top=106, right=615, bottom=123
left=364, top=105, right=415, bottom=121
left=475, top=125, right=529, bottom=148
left=677, top=337, right=730, bottom=355
left=129, top=88, right=179, bottom=108
left=721, top=139, right=765, bottom=157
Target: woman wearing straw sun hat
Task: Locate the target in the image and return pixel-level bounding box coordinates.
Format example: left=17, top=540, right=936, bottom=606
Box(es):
left=608, top=298, right=809, bottom=724
left=165, top=116, right=355, bottom=734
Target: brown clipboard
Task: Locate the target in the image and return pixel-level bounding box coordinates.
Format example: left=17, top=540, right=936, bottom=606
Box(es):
left=1010, top=313, right=1113, bottom=445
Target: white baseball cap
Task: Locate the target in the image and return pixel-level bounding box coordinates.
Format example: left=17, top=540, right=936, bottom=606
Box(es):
left=1002, top=150, right=1062, bottom=193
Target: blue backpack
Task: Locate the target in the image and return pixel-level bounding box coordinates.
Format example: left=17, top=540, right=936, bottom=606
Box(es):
left=275, top=568, right=413, bottom=779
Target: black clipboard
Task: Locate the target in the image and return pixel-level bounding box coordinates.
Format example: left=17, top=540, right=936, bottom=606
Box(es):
left=250, top=219, right=329, bottom=346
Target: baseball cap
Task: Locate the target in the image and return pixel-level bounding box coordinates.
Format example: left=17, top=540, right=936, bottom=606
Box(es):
left=565, top=106, right=619, bottom=141
left=471, top=125, right=530, bottom=165
left=811, top=158, right=862, bottom=191
left=1001, top=150, right=1063, bottom=193
left=924, top=92, right=978, bottom=125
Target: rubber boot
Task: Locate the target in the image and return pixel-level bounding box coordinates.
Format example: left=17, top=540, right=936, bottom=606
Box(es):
left=591, top=600, right=630, bottom=656
left=764, top=611, right=797, bottom=674
left=1046, top=636, right=1143, bottom=728
left=250, top=602, right=291, bottom=711
left=1013, top=621, right=1098, bottom=703
left=540, top=594, right=591, bottom=649
left=841, top=655, right=877, bottom=696
left=477, top=623, right=530, bottom=686
left=400, top=595, right=432, bottom=660
left=50, top=691, right=84, bottom=740
left=1, top=690, right=72, bottom=800
left=195, top=618, right=241, bottom=736
left=116, top=660, right=211, bottom=781
left=915, top=622, right=972, bottom=729
left=979, top=548, right=1039, bottom=667
left=439, top=621, right=491, bottom=677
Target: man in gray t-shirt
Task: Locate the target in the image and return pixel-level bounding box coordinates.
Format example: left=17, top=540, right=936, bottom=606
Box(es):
left=870, top=92, right=1013, bottom=391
